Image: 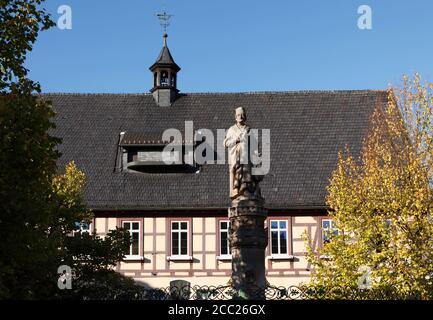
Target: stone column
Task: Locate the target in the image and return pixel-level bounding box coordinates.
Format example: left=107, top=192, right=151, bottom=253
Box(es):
left=229, top=198, right=268, bottom=299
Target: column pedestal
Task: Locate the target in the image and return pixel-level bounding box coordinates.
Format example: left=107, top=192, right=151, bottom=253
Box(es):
left=229, top=198, right=268, bottom=299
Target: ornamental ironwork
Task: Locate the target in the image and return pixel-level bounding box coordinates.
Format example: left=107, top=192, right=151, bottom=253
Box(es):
left=141, top=284, right=420, bottom=300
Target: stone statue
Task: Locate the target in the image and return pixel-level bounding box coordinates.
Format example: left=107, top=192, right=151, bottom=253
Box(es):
left=225, top=107, right=267, bottom=299
left=224, top=107, right=262, bottom=203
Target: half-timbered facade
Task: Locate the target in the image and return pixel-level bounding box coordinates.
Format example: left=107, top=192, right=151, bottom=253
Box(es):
left=45, top=34, right=389, bottom=288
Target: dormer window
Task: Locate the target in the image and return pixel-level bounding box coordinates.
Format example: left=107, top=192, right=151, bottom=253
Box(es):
left=117, top=132, right=199, bottom=174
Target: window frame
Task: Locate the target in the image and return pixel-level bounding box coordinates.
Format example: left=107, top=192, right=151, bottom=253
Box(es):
left=265, top=217, right=293, bottom=260
left=321, top=218, right=339, bottom=245
left=120, top=219, right=143, bottom=261
left=73, top=221, right=93, bottom=235
left=217, top=219, right=232, bottom=260
left=167, top=219, right=193, bottom=261
left=268, top=218, right=290, bottom=257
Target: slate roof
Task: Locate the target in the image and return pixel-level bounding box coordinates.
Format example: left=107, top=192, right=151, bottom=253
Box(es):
left=44, top=90, right=388, bottom=211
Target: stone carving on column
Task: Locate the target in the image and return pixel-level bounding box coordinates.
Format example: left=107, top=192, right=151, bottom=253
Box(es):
left=224, top=107, right=268, bottom=299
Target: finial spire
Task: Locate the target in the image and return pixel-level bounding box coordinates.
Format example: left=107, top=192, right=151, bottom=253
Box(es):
left=155, top=11, right=173, bottom=34
left=163, top=33, right=167, bottom=47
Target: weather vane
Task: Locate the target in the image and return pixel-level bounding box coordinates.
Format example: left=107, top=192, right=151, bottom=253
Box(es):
left=155, top=11, right=173, bottom=34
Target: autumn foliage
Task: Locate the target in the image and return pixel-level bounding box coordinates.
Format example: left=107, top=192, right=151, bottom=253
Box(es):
left=305, top=74, right=433, bottom=299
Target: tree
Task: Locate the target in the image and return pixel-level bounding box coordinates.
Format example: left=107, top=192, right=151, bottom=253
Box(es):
left=0, top=1, right=142, bottom=299
left=0, top=0, right=54, bottom=94
left=0, top=0, right=60, bottom=298
left=304, top=74, right=433, bottom=299
left=62, top=229, right=144, bottom=300
left=52, top=162, right=144, bottom=300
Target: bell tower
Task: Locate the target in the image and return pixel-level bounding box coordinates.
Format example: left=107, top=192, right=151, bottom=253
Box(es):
left=150, top=12, right=180, bottom=107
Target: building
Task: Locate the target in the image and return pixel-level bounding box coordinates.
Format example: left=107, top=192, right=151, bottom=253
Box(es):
left=44, top=33, right=389, bottom=288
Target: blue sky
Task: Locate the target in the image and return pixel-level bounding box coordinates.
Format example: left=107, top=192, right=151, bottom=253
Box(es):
left=26, top=0, right=433, bottom=93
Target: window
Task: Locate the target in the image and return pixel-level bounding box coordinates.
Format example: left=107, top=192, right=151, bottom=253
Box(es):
left=171, top=221, right=189, bottom=257
left=121, top=146, right=198, bottom=174
left=270, top=220, right=289, bottom=256
left=219, top=220, right=231, bottom=257
left=74, top=222, right=92, bottom=235
left=322, top=219, right=338, bottom=244
left=122, top=221, right=141, bottom=258
left=161, top=71, right=169, bottom=86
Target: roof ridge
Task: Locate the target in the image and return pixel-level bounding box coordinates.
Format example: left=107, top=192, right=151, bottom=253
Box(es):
left=40, top=89, right=387, bottom=96
left=182, top=90, right=387, bottom=95
left=39, top=93, right=152, bottom=96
